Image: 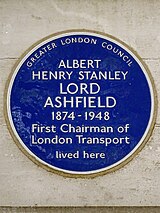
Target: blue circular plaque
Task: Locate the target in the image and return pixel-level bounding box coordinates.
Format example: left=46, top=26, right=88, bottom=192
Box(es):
left=6, top=30, right=156, bottom=177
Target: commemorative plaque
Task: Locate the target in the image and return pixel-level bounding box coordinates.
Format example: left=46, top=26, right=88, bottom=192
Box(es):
left=6, top=30, right=156, bottom=177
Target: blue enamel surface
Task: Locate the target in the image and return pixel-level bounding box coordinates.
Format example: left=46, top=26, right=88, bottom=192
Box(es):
left=10, top=34, right=152, bottom=173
